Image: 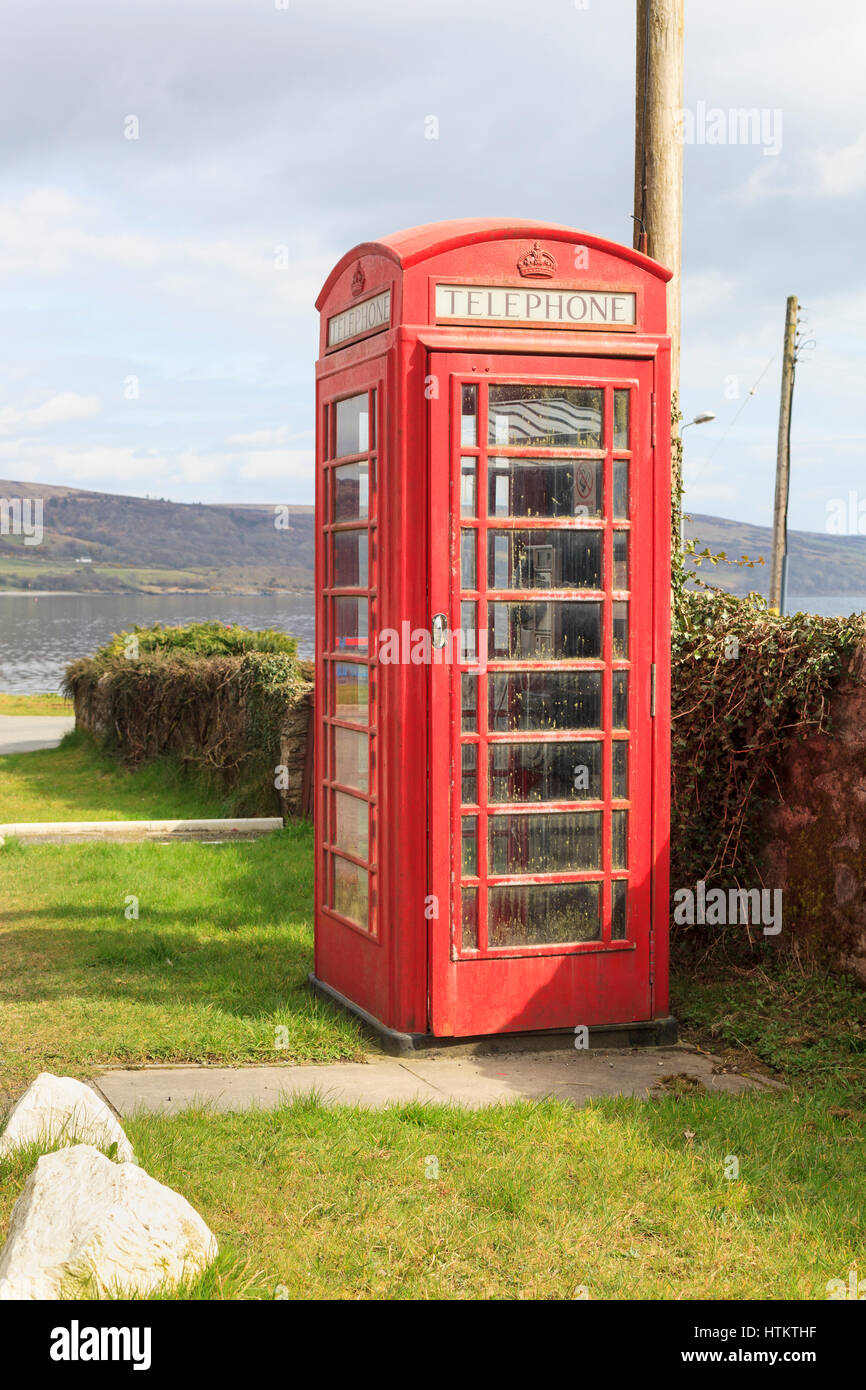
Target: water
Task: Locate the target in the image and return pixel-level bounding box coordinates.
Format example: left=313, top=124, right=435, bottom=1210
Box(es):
left=0, top=590, right=863, bottom=695
left=0, top=592, right=315, bottom=694
left=786, top=595, right=866, bottom=619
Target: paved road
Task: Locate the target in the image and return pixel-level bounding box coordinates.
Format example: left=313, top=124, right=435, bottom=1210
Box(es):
left=95, top=1047, right=779, bottom=1115
left=0, top=715, right=75, bottom=754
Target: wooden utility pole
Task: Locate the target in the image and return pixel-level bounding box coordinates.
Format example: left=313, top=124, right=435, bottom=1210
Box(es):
left=634, top=0, right=684, bottom=405
left=769, top=295, right=799, bottom=613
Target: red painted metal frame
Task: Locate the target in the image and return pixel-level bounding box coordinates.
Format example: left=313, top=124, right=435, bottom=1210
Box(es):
left=314, top=219, right=671, bottom=1038
left=429, top=354, right=658, bottom=1036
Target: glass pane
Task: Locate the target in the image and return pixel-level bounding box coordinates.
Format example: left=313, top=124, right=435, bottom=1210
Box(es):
left=488, top=601, right=602, bottom=660
left=461, top=385, right=477, bottom=446
left=489, top=741, right=602, bottom=802
left=489, top=811, right=602, bottom=874
left=334, top=791, right=368, bottom=859
left=333, top=856, right=369, bottom=927
left=613, top=390, right=630, bottom=450
left=461, top=673, right=477, bottom=732
left=489, top=882, right=602, bottom=947
left=490, top=670, right=602, bottom=731
left=612, top=670, right=629, bottom=729
left=612, top=880, right=628, bottom=940
left=462, top=887, right=478, bottom=950
left=333, top=462, right=369, bottom=521
left=612, top=809, right=628, bottom=869
left=613, top=459, right=629, bottom=519
left=613, top=533, right=628, bottom=590
left=462, top=816, right=477, bottom=876
left=488, top=386, right=603, bottom=448
left=612, top=741, right=628, bottom=800
left=334, top=662, right=369, bottom=723
left=461, top=529, right=477, bottom=590
left=461, top=600, right=477, bottom=662
left=335, top=393, right=370, bottom=458
left=489, top=458, right=601, bottom=519
left=333, top=530, right=368, bottom=587
left=612, top=601, right=629, bottom=658
left=460, top=458, right=477, bottom=517
left=488, top=530, right=602, bottom=591
left=334, top=727, right=368, bottom=792
left=334, top=596, right=368, bottom=654
left=462, top=743, right=477, bottom=804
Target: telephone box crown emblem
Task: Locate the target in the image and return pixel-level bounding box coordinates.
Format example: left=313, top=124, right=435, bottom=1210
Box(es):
left=517, top=241, right=557, bottom=278
left=351, top=263, right=366, bottom=296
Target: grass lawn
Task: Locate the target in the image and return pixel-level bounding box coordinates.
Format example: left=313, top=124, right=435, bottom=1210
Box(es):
left=0, top=730, right=232, bottom=823
left=0, top=826, right=366, bottom=1097
left=128, top=1085, right=865, bottom=1300
left=0, top=1087, right=862, bottom=1300
left=0, top=692, right=72, bottom=715
left=0, top=741, right=863, bottom=1299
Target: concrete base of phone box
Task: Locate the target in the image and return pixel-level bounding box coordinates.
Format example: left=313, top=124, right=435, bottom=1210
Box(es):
left=308, top=975, right=677, bottom=1056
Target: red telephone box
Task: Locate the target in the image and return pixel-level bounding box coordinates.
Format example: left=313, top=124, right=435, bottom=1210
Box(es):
left=312, top=219, right=673, bottom=1048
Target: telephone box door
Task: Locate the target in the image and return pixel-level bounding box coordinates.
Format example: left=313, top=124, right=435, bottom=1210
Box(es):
left=429, top=353, right=658, bottom=1037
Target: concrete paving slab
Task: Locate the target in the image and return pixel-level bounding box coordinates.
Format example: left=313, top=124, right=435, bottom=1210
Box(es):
left=0, top=714, right=75, bottom=754
left=96, top=1064, right=436, bottom=1115
left=95, top=1045, right=778, bottom=1116
left=400, top=1048, right=763, bottom=1104
left=0, top=816, right=282, bottom=843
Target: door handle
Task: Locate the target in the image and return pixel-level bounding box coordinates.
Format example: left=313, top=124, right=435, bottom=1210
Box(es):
left=431, top=613, right=448, bottom=649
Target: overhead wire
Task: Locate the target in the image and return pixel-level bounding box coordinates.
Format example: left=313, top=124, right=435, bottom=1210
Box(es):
left=705, top=348, right=780, bottom=465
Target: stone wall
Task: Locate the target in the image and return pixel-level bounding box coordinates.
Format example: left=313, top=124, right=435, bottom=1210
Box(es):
left=277, top=688, right=314, bottom=820
left=763, top=645, right=866, bottom=981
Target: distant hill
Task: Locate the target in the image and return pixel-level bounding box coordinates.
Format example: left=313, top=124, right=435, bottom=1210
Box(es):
left=0, top=479, right=313, bottom=593
left=684, top=513, right=866, bottom=597
left=2, top=479, right=866, bottom=598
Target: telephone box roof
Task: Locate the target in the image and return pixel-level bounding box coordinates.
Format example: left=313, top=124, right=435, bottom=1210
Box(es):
left=316, top=218, right=672, bottom=309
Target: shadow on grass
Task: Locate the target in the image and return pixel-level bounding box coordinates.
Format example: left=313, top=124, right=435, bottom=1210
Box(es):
left=0, top=822, right=350, bottom=1034
left=1, top=922, right=315, bottom=1016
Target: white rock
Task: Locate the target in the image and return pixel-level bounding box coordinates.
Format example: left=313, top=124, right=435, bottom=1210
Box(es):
left=0, top=1145, right=218, bottom=1299
left=0, top=1073, right=135, bottom=1164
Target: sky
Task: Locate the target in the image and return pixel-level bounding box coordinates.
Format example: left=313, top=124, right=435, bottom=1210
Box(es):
left=0, top=0, right=864, bottom=533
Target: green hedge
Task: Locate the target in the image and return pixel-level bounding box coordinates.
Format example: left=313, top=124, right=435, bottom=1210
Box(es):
left=63, top=624, right=313, bottom=817
left=671, top=587, right=865, bottom=895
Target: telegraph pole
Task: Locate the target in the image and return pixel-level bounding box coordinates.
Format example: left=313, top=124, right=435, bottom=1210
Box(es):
left=769, top=296, right=798, bottom=614
left=634, top=0, right=684, bottom=406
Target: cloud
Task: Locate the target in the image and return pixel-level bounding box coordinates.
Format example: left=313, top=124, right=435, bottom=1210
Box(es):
left=680, top=269, right=739, bottom=316
left=813, top=131, right=866, bottom=197
left=227, top=427, right=297, bottom=448
left=0, top=194, right=324, bottom=346
left=0, top=441, right=172, bottom=487
left=0, top=434, right=316, bottom=504
left=237, top=449, right=313, bottom=482
left=0, top=392, right=101, bottom=432
left=0, top=0, right=862, bottom=528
